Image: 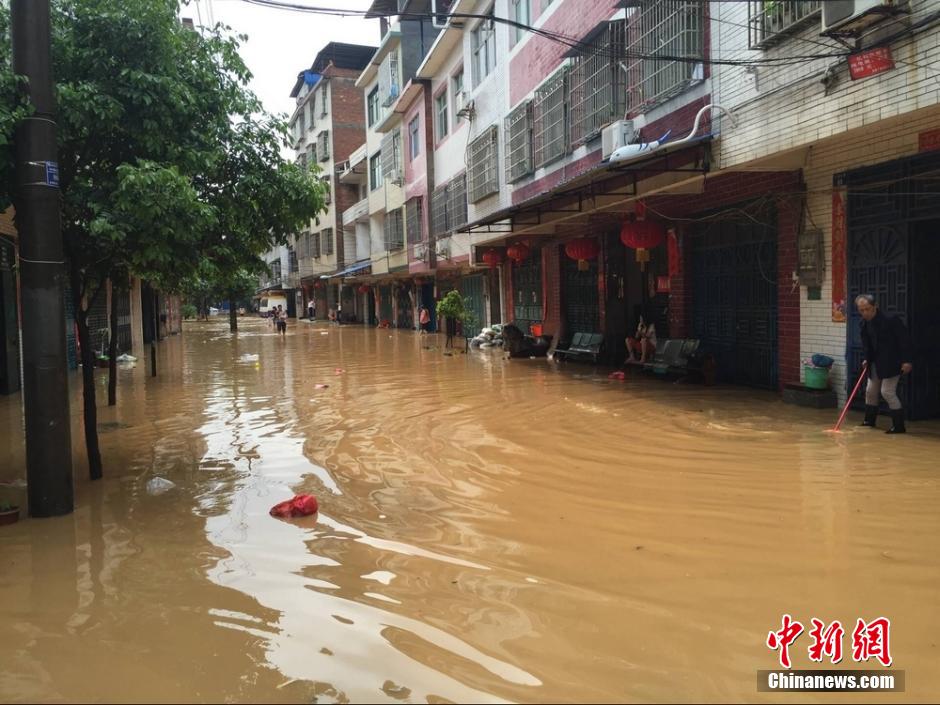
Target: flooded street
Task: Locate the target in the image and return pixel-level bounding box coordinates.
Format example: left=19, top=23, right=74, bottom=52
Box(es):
left=2, top=318, right=939, bottom=703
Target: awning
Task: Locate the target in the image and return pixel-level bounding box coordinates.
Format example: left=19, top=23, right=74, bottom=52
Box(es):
left=331, top=260, right=372, bottom=278
left=459, top=134, right=714, bottom=239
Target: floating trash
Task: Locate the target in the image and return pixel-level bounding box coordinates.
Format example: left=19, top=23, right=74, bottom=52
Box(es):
left=146, top=477, right=176, bottom=495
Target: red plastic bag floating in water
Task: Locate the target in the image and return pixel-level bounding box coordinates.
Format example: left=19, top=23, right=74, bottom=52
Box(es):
left=269, top=494, right=319, bottom=518
left=608, top=371, right=626, bottom=381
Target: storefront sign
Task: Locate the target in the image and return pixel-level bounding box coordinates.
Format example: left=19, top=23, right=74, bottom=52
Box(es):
left=918, top=128, right=940, bottom=153
left=831, top=189, right=847, bottom=323
left=848, top=47, right=895, bottom=81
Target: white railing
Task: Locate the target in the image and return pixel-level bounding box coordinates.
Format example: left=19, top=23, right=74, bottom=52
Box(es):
left=342, top=197, right=370, bottom=227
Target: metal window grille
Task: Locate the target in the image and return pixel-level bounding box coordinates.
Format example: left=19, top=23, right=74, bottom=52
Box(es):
left=431, top=185, right=448, bottom=236
left=505, top=100, right=533, bottom=183
left=321, top=175, right=331, bottom=205
left=321, top=227, right=334, bottom=256
left=384, top=208, right=404, bottom=251
left=380, top=52, right=400, bottom=107
left=381, top=129, right=402, bottom=182
left=317, top=131, right=330, bottom=161
left=406, top=197, right=424, bottom=243
left=748, top=1, right=821, bottom=49
left=269, top=259, right=281, bottom=281
left=533, top=67, right=568, bottom=168
left=321, top=81, right=329, bottom=116
left=288, top=246, right=299, bottom=273
left=468, top=125, right=499, bottom=203
left=624, top=1, right=704, bottom=114
left=448, top=174, right=468, bottom=230
left=569, top=21, right=626, bottom=145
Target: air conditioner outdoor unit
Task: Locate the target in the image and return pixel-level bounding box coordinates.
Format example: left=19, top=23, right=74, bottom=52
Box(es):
left=821, top=0, right=905, bottom=35
left=414, top=243, right=428, bottom=261
left=601, top=120, right=636, bottom=160
left=454, top=90, right=466, bottom=113
left=334, top=160, right=349, bottom=175
left=388, top=168, right=403, bottom=186
left=435, top=241, right=451, bottom=260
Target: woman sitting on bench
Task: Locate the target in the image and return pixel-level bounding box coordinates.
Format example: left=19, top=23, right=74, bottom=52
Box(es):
left=625, top=314, right=657, bottom=364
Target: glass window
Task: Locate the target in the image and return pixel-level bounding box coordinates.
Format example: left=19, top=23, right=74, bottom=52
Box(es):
left=370, top=152, right=383, bottom=191
left=471, top=10, right=497, bottom=87
left=451, top=69, right=464, bottom=123
left=409, top=116, right=420, bottom=161
left=435, top=92, right=449, bottom=141
left=511, top=0, right=530, bottom=46
left=367, top=87, right=380, bottom=127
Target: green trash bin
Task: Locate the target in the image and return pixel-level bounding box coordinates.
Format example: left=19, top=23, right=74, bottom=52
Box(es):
left=804, top=365, right=830, bottom=390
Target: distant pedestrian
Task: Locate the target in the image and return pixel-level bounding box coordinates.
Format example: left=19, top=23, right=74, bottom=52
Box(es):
left=856, top=294, right=913, bottom=433
left=276, top=305, right=288, bottom=335
left=419, top=306, right=431, bottom=334
left=336, top=302, right=343, bottom=325
left=307, top=300, right=314, bottom=320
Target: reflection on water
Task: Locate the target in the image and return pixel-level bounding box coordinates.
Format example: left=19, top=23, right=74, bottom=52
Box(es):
left=1, top=317, right=940, bottom=703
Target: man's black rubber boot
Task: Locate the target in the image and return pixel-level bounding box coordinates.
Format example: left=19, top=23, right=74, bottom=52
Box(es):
left=860, top=405, right=878, bottom=427
left=885, top=409, right=907, bottom=434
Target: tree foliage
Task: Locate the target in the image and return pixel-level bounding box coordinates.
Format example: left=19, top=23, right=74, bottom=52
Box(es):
left=1, top=0, right=326, bottom=479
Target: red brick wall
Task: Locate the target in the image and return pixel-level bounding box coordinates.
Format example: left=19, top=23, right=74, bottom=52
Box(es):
left=512, top=149, right=603, bottom=205
left=509, top=0, right=620, bottom=107
left=640, top=95, right=712, bottom=143
left=328, top=70, right=367, bottom=268
left=650, top=170, right=804, bottom=390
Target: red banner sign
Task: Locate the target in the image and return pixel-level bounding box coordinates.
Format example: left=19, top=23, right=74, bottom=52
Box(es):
left=848, top=47, right=895, bottom=81
left=919, top=128, right=940, bottom=153
left=832, top=189, right=847, bottom=323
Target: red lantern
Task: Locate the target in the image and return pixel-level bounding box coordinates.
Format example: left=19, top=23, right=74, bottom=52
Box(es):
left=564, top=237, right=599, bottom=271
left=357, top=284, right=369, bottom=294
left=482, top=249, right=504, bottom=267
left=314, top=281, right=323, bottom=290
left=620, top=216, right=666, bottom=271
left=506, top=243, right=531, bottom=263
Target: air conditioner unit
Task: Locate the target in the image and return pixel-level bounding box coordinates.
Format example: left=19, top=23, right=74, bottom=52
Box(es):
left=414, top=243, right=428, bottom=261
left=388, top=168, right=403, bottom=186
left=601, top=120, right=636, bottom=160
left=454, top=89, right=466, bottom=113
left=821, top=0, right=906, bottom=35
left=334, top=160, right=349, bottom=175
left=435, top=241, right=451, bottom=260
left=431, top=0, right=456, bottom=29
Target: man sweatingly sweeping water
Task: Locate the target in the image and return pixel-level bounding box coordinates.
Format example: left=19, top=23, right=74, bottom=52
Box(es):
left=856, top=294, right=913, bottom=434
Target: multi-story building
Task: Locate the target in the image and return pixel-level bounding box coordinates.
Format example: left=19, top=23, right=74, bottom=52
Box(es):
left=259, top=41, right=374, bottom=319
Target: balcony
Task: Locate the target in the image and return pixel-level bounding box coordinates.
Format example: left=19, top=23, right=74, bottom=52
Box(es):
left=343, top=197, right=370, bottom=227
left=748, top=1, right=822, bottom=49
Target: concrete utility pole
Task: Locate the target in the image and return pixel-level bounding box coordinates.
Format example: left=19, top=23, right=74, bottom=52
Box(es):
left=11, top=0, right=74, bottom=516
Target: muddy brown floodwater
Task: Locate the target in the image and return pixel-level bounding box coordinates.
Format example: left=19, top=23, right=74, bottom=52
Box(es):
left=1, top=318, right=939, bottom=703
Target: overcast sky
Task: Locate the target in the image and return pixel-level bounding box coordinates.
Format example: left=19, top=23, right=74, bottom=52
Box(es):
left=180, top=0, right=380, bottom=121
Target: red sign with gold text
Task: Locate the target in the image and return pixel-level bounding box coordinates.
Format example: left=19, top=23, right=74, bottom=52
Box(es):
left=832, top=189, right=847, bottom=323
left=919, top=128, right=940, bottom=153
left=848, top=47, right=895, bottom=81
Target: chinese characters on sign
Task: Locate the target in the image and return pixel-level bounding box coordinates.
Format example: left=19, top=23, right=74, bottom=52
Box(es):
left=767, top=616, right=892, bottom=669
left=848, top=47, right=895, bottom=81
left=831, top=189, right=847, bottom=323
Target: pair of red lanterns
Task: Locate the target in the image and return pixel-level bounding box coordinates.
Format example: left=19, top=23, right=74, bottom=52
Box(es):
left=564, top=204, right=666, bottom=271
left=481, top=242, right=531, bottom=268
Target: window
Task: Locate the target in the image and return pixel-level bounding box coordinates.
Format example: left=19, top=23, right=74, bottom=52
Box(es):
left=533, top=67, right=568, bottom=168
left=320, top=81, right=329, bottom=116
left=471, top=10, right=497, bottom=86
left=321, top=228, right=334, bottom=256
left=409, top=116, right=421, bottom=161
left=288, top=247, right=299, bottom=273
left=307, top=144, right=316, bottom=168
left=435, top=91, right=449, bottom=141
left=306, top=101, right=315, bottom=132
left=511, top=0, right=530, bottom=46
left=321, top=175, right=331, bottom=205
left=379, top=52, right=400, bottom=107
left=625, top=1, right=704, bottom=113
left=384, top=208, right=404, bottom=251
left=505, top=100, right=533, bottom=182
left=451, top=69, right=465, bottom=123
left=430, top=174, right=468, bottom=236
left=381, top=129, right=402, bottom=183
left=468, top=125, right=499, bottom=203
left=317, top=131, right=330, bottom=161
left=748, top=1, right=821, bottom=49
left=269, top=259, right=281, bottom=281
left=370, top=152, right=383, bottom=191
left=298, top=106, right=306, bottom=135
left=406, top=197, right=424, bottom=243
left=368, top=87, right=380, bottom=126
left=311, top=231, right=321, bottom=258
left=569, top=20, right=626, bottom=145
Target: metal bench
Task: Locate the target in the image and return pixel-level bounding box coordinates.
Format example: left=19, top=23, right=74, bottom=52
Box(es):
left=554, top=332, right=604, bottom=364
left=643, top=338, right=701, bottom=376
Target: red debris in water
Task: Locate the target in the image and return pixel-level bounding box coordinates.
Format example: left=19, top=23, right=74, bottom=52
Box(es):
left=334, top=368, right=345, bottom=374
left=314, top=384, right=329, bottom=389
left=608, top=371, right=626, bottom=381
left=269, top=494, right=319, bottom=518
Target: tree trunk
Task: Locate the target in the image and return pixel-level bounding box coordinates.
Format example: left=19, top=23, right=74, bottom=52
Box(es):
left=108, top=281, right=118, bottom=406
left=229, top=294, right=237, bottom=332
left=73, top=287, right=103, bottom=481
left=150, top=291, right=157, bottom=377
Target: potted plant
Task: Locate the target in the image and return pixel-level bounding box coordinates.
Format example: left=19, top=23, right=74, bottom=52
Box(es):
left=0, top=501, right=20, bottom=526
left=436, top=290, right=474, bottom=350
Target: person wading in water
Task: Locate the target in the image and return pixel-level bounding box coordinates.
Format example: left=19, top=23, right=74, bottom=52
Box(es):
left=856, top=294, right=913, bottom=434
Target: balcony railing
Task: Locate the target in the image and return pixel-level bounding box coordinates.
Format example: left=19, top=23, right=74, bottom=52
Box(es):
left=748, top=1, right=821, bottom=49
left=342, top=197, right=370, bottom=227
